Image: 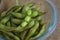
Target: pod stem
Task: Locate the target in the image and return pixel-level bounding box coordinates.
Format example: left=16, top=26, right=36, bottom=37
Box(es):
left=16, top=0, right=19, bottom=6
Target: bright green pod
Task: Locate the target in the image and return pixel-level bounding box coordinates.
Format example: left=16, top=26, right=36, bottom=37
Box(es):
left=25, top=21, right=39, bottom=40
left=27, top=9, right=32, bottom=16
left=15, top=20, right=35, bottom=32
left=30, top=25, right=45, bottom=40
left=0, top=16, right=10, bottom=24
left=22, top=6, right=30, bottom=13
left=24, top=20, right=35, bottom=30
left=25, top=16, right=31, bottom=22
left=33, top=15, right=42, bottom=21
left=6, top=5, right=19, bottom=13
left=21, top=21, right=28, bottom=27
left=1, top=30, right=20, bottom=40
left=11, top=12, right=25, bottom=18
left=21, top=16, right=31, bottom=27
left=22, top=2, right=34, bottom=13
left=12, top=18, right=22, bottom=25
left=31, top=10, right=39, bottom=17
left=0, top=20, right=34, bottom=32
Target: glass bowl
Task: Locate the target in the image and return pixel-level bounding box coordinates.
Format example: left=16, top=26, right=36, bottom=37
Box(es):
left=0, top=0, right=57, bottom=40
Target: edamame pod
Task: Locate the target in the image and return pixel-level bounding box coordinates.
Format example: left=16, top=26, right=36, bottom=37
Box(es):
left=39, top=12, right=46, bottom=16
left=12, top=18, right=22, bottom=25
left=31, top=10, right=39, bottom=17
left=25, top=16, right=31, bottom=22
left=33, top=15, right=42, bottom=21
left=30, top=25, right=45, bottom=40
left=3, top=33, right=13, bottom=40
left=15, top=6, right=22, bottom=12
left=6, top=5, right=19, bottom=13
left=20, top=30, right=28, bottom=40
left=35, top=5, right=41, bottom=11
left=2, top=6, right=19, bottom=17
left=15, top=20, right=35, bottom=32
left=11, top=12, right=25, bottom=18
left=27, top=9, right=32, bottom=16
left=21, top=21, right=28, bottom=27
left=26, top=2, right=35, bottom=7
left=21, top=16, right=31, bottom=27
left=0, top=16, right=10, bottom=24
left=1, top=30, right=20, bottom=40
left=25, top=21, right=39, bottom=40
left=22, top=6, right=30, bottom=13
left=0, top=23, right=16, bottom=31
left=22, top=2, right=34, bottom=13
left=1, top=11, right=6, bottom=18
left=24, top=20, right=35, bottom=30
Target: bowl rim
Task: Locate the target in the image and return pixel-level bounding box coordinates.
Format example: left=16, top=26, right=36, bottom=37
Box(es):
left=37, top=0, right=57, bottom=40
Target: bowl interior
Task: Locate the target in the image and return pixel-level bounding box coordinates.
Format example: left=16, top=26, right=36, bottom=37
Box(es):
left=0, top=0, right=52, bottom=40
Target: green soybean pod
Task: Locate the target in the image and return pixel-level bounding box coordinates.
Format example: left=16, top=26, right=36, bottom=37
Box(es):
left=24, top=20, right=35, bottom=31
left=0, top=23, right=17, bottom=31
left=12, top=18, right=22, bottom=25
left=10, top=23, right=17, bottom=27
left=11, top=12, right=25, bottom=18
left=30, top=25, right=45, bottom=40
left=31, top=10, right=39, bottom=17
left=22, top=2, right=34, bottom=13
left=21, top=16, right=31, bottom=27
left=6, top=22, right=11, bottom=27
left=0, top=16, right=10, bottom=24
left=39, top=12, right=46, bottom=16
left=20, top=30, right=28, bottom=40
left=15, top=6, right=22, bottom=12
left=1, top=11, right=6, bottom=18
left=34, top=15, right=42, bottom=21
left=6, top=5, right=19, bottom=13
left=1, top=30, right=20, bottom=40
left=22, top=6, right=30, bottom=13
left=26, top=2, right=35, bottom=7
left=27, top=9, right=32, bottom=16
left=25, top=21, right=39, bottom=40
left=3, top=33, right=13, bottom=40
left=0, top=23, right=22, bottom=32
left=21, top=20, right=35, bottom=32
left=35, top=5, right=41, bottom=11
left=0, top=6, right=19, bottom=18
left=21, top=21, right=28, bottom=27
left=15, top=20, right=35, bottom=32
left=40, top=20, right=45, bottom=25
left=25, top=16, right=31, bottom=22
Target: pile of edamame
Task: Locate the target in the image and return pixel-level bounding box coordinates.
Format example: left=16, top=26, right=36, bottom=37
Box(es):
left=0, top=2, right=46, bottom=40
